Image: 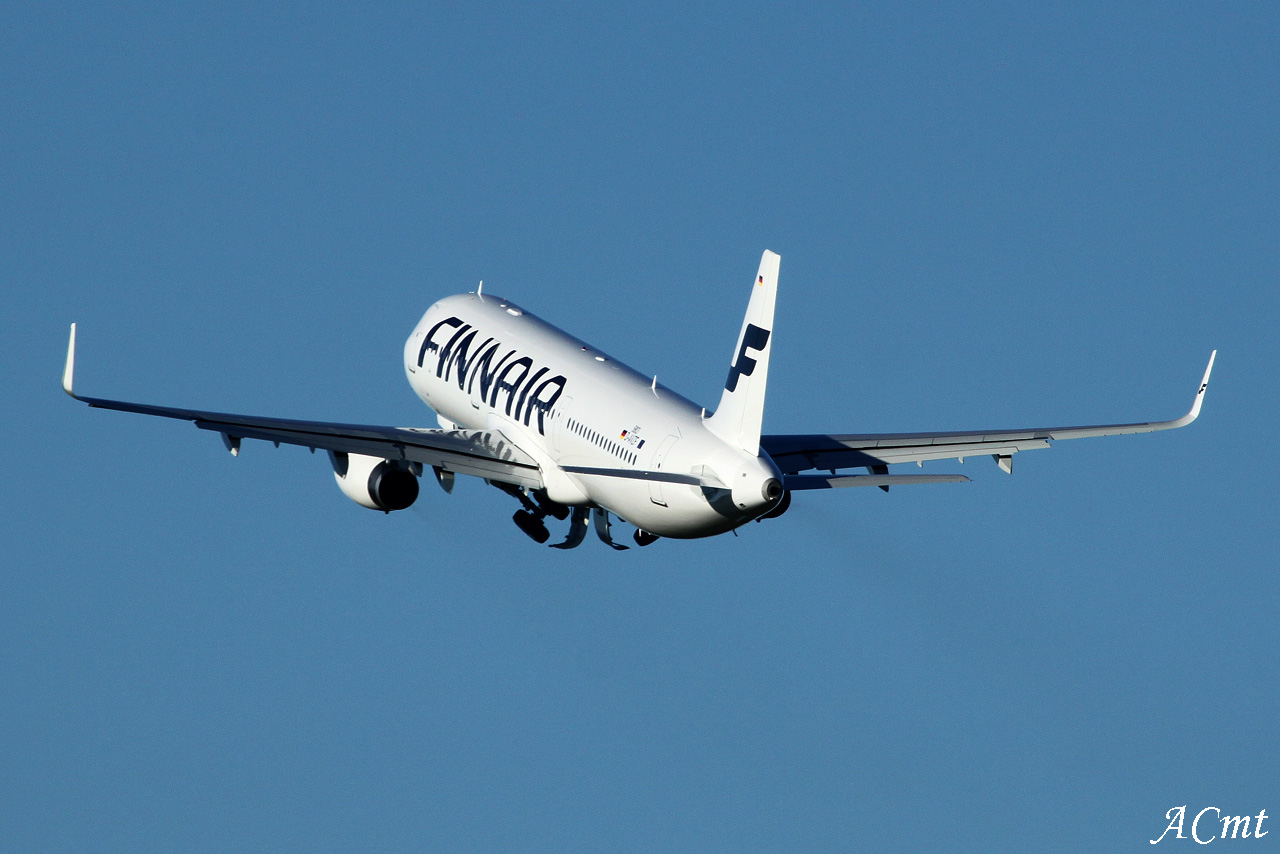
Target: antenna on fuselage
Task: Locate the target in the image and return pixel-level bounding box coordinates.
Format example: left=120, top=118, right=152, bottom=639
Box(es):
left=477, top=280, right=484, bottom=299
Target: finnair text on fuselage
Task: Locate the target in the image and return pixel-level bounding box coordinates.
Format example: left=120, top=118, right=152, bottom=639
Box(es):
left=417, top=315, right=566, bottom=435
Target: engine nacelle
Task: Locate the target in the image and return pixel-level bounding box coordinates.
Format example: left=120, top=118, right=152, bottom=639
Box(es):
left=329, top=451, right=419, bottom=511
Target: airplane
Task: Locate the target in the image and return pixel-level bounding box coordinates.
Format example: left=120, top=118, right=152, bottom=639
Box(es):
left=62, top=251, right=1216, bottom=549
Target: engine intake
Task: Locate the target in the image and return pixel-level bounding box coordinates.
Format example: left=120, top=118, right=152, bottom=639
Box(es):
left=330, top=451, right=419, bottom=511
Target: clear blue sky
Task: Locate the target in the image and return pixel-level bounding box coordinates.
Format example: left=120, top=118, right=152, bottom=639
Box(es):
left=3, top=4, right=1276, bottom=851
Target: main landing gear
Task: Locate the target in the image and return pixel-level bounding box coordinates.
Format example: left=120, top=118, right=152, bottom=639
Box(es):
left=491, top=483, right=659, bottom=550
left=512, top=509, right=550, bottom=543
left=493, top=484, right=567, bottom=544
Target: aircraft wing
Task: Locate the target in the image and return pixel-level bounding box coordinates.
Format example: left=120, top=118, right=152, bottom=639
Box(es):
left=762, top=352, right=1216, bottom=475
left=61, top=325, right=543, bottom=490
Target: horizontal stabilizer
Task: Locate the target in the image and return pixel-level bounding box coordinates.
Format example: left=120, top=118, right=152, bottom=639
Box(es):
left=784, top=473, right=970, bottom=490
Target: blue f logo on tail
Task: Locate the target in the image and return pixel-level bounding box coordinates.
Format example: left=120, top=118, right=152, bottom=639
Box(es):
left=724, top=324, right=771, bottom=392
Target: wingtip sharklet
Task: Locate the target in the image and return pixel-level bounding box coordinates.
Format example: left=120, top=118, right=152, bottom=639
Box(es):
left=62, top=323, right=77, bottom=397
left=1177, top=349, right=1216, bottom=427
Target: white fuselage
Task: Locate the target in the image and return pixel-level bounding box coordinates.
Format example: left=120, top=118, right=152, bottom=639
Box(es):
left=403, top=293, right=782, bottom=538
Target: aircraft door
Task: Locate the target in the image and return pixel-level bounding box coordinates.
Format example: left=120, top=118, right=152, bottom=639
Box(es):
left=550, top=397, right=574, bottom=453
left=648, top=435, right=679, bottom=506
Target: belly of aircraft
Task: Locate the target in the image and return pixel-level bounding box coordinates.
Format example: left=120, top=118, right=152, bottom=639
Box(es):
left=588, top=478, right=745, bottom=539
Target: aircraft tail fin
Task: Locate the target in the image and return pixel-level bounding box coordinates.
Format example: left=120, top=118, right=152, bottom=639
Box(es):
left=705, top=250, right=779, bottom=455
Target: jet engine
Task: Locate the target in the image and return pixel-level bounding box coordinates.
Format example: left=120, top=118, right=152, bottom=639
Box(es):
left=329, top=451, right=419, bottom=511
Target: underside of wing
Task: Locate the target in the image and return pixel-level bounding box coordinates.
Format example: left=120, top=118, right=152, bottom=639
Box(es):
left=62, top=323, right=540, bottom=491
left=764, top=352, right=1216, bottom=475
left=62, top=323, right=541, bottom=489
left=75, top=392, right=544, bottom=489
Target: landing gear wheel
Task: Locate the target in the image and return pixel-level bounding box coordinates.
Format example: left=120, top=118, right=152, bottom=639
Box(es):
left=513, top=510, right=550, bottom=543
